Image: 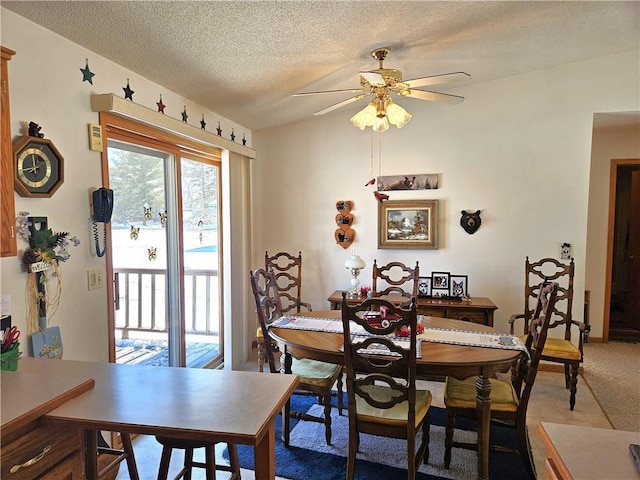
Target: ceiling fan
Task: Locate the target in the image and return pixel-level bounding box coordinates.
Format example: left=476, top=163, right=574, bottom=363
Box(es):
left=294, top=47, right=470, bottom=131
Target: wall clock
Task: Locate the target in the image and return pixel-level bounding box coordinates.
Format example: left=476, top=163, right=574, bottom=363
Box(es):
left=13, top=136, right=64, bottom=198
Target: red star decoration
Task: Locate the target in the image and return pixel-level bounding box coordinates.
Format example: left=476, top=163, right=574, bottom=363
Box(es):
left=156, top=95, right=166, bottom=114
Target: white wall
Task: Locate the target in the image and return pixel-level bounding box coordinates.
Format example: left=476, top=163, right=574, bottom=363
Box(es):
left=0, top=9, right=251, bottom=362
left=586, top=124, right=640, bottom=339
left=252, top=51, right=640, bottom=339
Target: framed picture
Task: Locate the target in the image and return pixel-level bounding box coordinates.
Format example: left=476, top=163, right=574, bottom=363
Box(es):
left=378, top=199, right=439, bottom=249
left=417, top=277, right=431, bottom=297
left=449, top=275, right=468, bottom=298
left=377, top=174, right=440, bottom=191
left=431, top=271, right=450, bottom=290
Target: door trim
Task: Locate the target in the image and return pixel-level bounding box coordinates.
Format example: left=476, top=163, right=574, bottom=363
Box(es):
left=603, top=158, right=640, bottom=341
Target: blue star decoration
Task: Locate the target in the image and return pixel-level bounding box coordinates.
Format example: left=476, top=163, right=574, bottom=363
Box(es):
left=156, top=94, right=166, bottom=114
left=80, top=58, right=95, bottom=84
left=181, top=106, right=188, bottom=123
left=123, top=79, right=134, bottom=100
left=216, top=122, right=222, bottom=136
left=230, top=128, right=236, bottom=142
left=200, top=115, right=206, bottom=130
left=242, top=134, right=247, bottom=146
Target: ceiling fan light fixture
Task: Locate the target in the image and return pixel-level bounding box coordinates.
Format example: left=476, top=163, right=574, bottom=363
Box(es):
left=386, top=101, right=412, bottom=128
left=350, top=102, right=377, bottom=130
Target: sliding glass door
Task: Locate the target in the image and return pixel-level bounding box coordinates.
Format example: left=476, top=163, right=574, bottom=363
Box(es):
left=106, top=137, right=222, bottom=368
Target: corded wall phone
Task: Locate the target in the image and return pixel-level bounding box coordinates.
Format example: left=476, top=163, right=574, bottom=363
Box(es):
left=90, top=187, right=113, bottom=257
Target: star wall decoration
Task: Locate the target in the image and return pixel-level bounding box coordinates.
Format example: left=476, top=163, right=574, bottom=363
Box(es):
left=200, top=115, right=206, bottom=130
left=123, top=79, right=134, bottom=100
left=181, top=106, right=188, bottom=123
left=80, top=58, right=95, bottom=84
left=230, top=128, right=236, bottom=142
left=216, top=122, right=222, bottom=136
left=156, top=94, right=166, bottom=114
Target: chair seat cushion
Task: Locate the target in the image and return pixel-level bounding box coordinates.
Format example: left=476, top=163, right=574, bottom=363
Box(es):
left=355, top=385, right=432, bottom=427
left=444, top=376, right=518, bottom=412
left=155, top=436, right=213, bottom=448
left=518, top=335, right=581, bottom=361
left=292, top=357, right=342, bottom=387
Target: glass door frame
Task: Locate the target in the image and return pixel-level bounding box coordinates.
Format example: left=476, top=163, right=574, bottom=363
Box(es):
left=99, top=112, right=223, bottom=367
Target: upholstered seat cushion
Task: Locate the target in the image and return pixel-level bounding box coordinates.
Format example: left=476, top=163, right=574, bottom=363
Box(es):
left=355, top=384, right=432, bottom=427
left=518, top=335, right=581, bottom=361
left=444, top=376, right=519, bottom=412
left=292, top=357, right=342, bottom=387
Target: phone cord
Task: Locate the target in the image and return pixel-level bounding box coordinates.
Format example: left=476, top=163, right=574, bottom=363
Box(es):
left=92, top=221, right=107, bottom=258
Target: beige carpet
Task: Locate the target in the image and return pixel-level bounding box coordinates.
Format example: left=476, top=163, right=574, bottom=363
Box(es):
left=582, top=341, right=640, bottom=432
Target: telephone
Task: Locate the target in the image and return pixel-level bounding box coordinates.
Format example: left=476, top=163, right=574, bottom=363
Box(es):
left=92, top=188, right=113, bottom=223
left=90, top=187, right=113, bottom=257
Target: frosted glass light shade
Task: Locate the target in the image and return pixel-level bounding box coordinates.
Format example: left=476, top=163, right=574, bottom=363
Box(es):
left=372, top=116, right=389, bottom=132
left=386, top=102, right=412, bottom=128
left=345, top=252, right=366, bottom=270
left=350, top=103, right=377, bottom=130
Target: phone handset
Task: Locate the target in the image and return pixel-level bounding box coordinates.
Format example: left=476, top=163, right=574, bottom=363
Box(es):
left=89, top=187, right=113, bottom=257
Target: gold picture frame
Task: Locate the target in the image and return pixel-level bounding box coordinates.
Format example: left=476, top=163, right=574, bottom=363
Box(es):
left=378, top=199, right=439, bottom=249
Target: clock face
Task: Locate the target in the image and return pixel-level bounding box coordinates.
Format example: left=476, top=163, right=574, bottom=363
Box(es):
left=13, top=137, right=64, bottom=197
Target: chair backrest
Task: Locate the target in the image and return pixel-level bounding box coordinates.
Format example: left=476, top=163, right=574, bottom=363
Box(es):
left=522, top=257, right=574, bottom=339
left=249, top=267, right=284, bottom=374
left=341, top=293, right=419, bottom=424
left=371, top=260, right=420, bottom=298
left=514, top=282, right=559, bottom=419
left=265, top=251, right=306, bottom=314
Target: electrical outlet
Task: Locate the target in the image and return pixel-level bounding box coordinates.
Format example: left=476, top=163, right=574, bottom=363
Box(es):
left=560, top=242, right=572, bottom=260
left=88, top=269, right=104, bottom=290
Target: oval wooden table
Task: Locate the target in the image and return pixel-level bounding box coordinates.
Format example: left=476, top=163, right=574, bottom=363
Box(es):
left=269, top=310, right=522, bottom=480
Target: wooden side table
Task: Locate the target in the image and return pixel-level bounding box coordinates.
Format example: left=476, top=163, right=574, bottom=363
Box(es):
left=327, top=290, right=497, bottom=327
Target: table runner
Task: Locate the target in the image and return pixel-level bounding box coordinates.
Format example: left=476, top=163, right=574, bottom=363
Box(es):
left=271, top=316, right=526, bottom=355
left=418, top=327, right=527, bottom=353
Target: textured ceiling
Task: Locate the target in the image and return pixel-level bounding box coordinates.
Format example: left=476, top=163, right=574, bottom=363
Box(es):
left=3, top=1, right=639, bottom=131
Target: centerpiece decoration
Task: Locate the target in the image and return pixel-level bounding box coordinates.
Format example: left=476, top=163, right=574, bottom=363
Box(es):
left=17, top=212, right=79, bottom=358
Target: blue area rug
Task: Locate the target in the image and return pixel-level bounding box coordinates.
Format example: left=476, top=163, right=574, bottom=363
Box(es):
left=225, top=394, right=530, bottom=480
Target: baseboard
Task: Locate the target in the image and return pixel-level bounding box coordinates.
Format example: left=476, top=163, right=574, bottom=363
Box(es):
left=586, top=336, right=604, bottom=343
left=539, top=362, right=584, bottom=374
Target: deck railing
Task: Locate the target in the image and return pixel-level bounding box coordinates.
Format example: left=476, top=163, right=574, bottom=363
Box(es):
left=114, top=267, right=220, bottom=339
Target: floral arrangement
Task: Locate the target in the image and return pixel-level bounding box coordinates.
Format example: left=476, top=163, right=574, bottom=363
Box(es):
left=16, top=212, right=80, bottom=335
left=16, top=212, right=80, bottom=268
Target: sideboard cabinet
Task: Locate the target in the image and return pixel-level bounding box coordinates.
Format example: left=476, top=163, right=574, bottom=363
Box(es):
left=327, top=290, right=497, bottom=326
left=1, top=46, right=17, bottom=257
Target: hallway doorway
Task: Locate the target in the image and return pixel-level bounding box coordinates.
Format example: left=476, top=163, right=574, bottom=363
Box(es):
left=606, top=159, right=640, bottom=341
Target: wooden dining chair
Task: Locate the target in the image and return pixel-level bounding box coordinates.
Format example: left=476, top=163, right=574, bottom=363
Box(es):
left=508, top=257, right=589, bottom=410
left=341, top=294, right=432, bottom=480
left=371, top=260, right=420, bottom=298
left=250, top=267, right=343, bottom=446
left=444, top=282, right=559, bottom=480
left=154, top=436, right=240, bottom=480
left=265, top=250, right=312, bottom=314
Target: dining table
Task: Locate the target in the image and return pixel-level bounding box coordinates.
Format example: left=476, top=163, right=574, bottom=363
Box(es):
left=268, top=309, right=523, bottom=480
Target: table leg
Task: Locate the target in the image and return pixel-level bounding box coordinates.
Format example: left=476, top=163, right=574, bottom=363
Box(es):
left=254, top=422, right=276, bottom=480
left=475, top=370, right=492, bottom=480
left=85, top=429, right=98, bottom=480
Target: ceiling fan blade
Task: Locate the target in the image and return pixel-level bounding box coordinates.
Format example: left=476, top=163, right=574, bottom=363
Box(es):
left=405, top=89, right=465, bottom=104
left=314, top=94, right=368, bottom=115
left=404, top=72, right=471, bottom=88
left=359, top=71, right=386, bottom=86
left=293, top=88, right=366, bottom=96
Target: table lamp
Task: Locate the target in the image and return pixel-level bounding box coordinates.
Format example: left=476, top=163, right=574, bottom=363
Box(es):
left=345, top=252, right=366, bottom=297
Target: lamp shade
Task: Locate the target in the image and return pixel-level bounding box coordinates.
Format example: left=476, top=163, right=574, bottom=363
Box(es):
left=386, top=102, right=412, bottom=128
left=350, top=103, right=377, bottom=130
left=345, top=252, right=366, bottom=270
